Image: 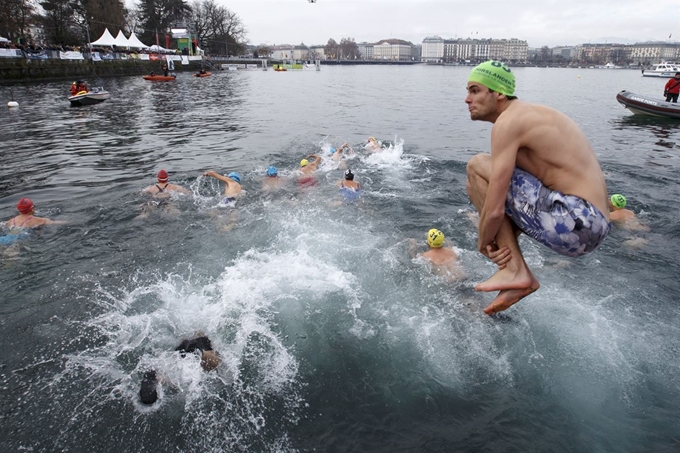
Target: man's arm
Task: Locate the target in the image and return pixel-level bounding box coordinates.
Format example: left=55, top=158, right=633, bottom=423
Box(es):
left=477, top=121, right=521, bottom=255
left=204, top=170, right=232, bottom=185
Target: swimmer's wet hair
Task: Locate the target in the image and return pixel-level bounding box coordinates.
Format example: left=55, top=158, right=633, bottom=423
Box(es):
left=139, top=370, right=158, bottom=405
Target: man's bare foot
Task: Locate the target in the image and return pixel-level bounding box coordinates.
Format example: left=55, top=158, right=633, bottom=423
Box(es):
left=483, top=283, right=540, bottom=315
left=475, top=267, right=533, bottom=292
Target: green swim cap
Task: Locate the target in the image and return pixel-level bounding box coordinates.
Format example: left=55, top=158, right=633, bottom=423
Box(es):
left=610, top=194, right=627, bottom=209
left=468, top=60, right=516, bottom=97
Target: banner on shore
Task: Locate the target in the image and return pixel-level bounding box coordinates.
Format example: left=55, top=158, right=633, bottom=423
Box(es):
left=0, top=48, right=22, bottom=58
left=59, top=51, right=84, bottom=60
left=91, top=52, right=101, bottom=61
left=139, top=54, right=150, bottom=61
left=25, top=50, right=48, bottom=59
left=181, top=55, right=189, bottom=65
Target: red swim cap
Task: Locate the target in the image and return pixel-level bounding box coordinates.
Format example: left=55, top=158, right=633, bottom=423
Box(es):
left=157, top=170, right=169, bottom=182
left=17, top=198, right=34, bottom=214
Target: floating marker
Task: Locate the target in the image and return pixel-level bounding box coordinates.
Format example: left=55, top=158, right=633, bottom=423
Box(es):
left=7, top=100, right=19, bottom=107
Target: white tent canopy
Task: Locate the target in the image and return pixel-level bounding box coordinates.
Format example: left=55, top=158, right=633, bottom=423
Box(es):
left=89, top=28, right=117, bottom=47
left=127, top=32, right=148, bottom=49
left=113, top=30, right=129, bottom=47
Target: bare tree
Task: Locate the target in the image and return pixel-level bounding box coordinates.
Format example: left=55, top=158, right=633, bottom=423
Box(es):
left=0, top=0, right=37, bottom=43
left=190, top=0, right=245, bottom=55
left=339, top=37, right=359, bottom=60
left=324, top=38, right=337, bottom=59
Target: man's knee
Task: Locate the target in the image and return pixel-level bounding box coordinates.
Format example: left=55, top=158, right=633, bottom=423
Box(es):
left=466, top=153, right=491, bottom=182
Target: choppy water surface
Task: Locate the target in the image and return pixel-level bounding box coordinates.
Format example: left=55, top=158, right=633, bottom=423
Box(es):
left=1, top=66, right=679, bottom=452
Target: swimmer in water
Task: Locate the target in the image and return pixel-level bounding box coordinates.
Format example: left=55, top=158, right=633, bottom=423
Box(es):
left=139, top=335, right=221, bottom=405
left=330, top=143, right=355, bottom=169
left=4, top=198, right=64, bottom=230
left=262, top=165, right=285, bottom=191
left=298, top=154, right=321, bottom=187
left=608, top=194, right=648, bottom=231
left=203, top=170, right=243, bottom=203
left=411, top=229, right=510, bottom=283
left=336, top=168, right=361, bottom=203
left=142, top=170, right=192, bottom=197
left=366, top=136, right=381, bottom=152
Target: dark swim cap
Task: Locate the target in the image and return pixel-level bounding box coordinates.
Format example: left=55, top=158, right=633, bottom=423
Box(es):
left=344, top=169, right=354, bottom=180
left=139, top=370, right=158, bottom=404
left=157, top=169, right=169, bottom=182
left=17, top=198, right=34, bottom=214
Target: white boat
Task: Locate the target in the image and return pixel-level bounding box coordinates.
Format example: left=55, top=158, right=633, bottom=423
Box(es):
left=68, top=87, right=110, bottom=106
left=641, top=62, right=679, bottom=78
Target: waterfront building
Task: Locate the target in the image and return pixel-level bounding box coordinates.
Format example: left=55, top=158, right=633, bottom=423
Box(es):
left=421, top=36, right=444, bottom=62
left=628, top=41, right=680, bottom=64
left=309, top=45, right=326, bottom=60
left=357, top=42, right=374, bottom=60
left=373, top=39, right=414, bottom=61
left=434, top=37, right=527, bottom=63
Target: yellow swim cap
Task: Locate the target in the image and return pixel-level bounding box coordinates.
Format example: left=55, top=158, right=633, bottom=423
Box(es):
left=427, top=229, right=445, bottom=248
left=300, top=159, right=309, bottom=167
left=368, top=136, right=376, bottom=142
left=610, top=194, right=627, bottom=209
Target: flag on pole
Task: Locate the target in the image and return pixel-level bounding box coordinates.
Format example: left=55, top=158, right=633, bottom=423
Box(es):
left=669, top=33, right=672, bottom=39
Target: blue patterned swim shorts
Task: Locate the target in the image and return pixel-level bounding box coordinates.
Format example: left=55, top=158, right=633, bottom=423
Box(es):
left=505, top=167, right=611, bottom=257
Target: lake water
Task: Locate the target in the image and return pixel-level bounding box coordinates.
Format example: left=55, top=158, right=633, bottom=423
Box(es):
left=1, top=66, right=679, bottom=453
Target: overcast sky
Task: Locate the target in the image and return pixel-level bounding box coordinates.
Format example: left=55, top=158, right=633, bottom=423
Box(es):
left=217, top=0, right=679, bottom=48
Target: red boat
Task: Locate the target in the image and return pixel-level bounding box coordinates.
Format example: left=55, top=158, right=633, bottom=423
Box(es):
left=193, top=72, right=212, bottom=77
left=143, top=75, right=176, bottom=82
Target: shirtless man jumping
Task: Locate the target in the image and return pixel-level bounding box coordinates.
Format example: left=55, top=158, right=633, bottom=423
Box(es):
left=465, top=61, right=611, bottom=315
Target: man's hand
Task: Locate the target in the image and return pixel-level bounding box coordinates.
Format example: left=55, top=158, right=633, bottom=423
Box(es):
left=486, top=244, right=512, bottom=269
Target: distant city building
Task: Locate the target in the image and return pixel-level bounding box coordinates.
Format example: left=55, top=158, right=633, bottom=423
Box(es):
left=373, top=39, right=414, bottom=61
left=551, top=46, right=578, bottom=60
left=628, top=42, right=680, bottom=64
left=309, top=45, right=326, bottom=60
left=425, top=37, right=528, bottom=63
left=357, top=42, right=374, bottom=60
left=421, top=36, right=444, bottom=62
left=269, top=44, right=309, bottom=60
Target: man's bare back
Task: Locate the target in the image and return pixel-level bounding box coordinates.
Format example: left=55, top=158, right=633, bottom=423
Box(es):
left=496, top=101, right=609, bottom=217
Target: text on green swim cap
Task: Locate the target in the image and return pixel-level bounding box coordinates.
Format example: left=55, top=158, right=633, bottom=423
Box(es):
left=610, top=194, right=626, bottom=209
left=468, top=60, right=515, bottom=96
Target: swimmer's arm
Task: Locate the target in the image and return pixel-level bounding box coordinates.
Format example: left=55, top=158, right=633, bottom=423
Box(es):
left=478, top=122, right=519, bottom=255
left=204, top=170, right=233, bottom=185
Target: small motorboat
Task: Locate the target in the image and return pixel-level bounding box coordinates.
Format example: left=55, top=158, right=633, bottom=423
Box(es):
left=641, top=62, right=679, bottom=78
left=143, top=74, right=177, bottom=81
left=616, top=90, right=680, bottom=119
left=193, top=72, right=212, bottom=77
left=68, top=87, right=110, bottom=106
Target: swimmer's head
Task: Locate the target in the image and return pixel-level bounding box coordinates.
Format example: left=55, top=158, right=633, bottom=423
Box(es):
left=610, top=194, right=627, bottom=209
left=344, top=169, right=354, bottom=180
left=329, top=147, right=336, bottom=154
left=157, top=169, right=169, bottom=183
left=368, top=136, right=376, bottom=143
left=427, top=229, right=445, bottom=248
left=300, top=159, right=309, bottom=167
left=228, top=172, right=241, bottom=183
left=266, top=165, right=278, bottom=177
left=468, top=60, right=516, bottom=97
left=139, top=370, right=158, bottom=405
left=17, top=198, right=34, bottom=214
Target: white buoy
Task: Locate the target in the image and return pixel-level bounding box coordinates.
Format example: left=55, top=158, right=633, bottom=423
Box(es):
left=7, top=101, right=19, bottom=108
